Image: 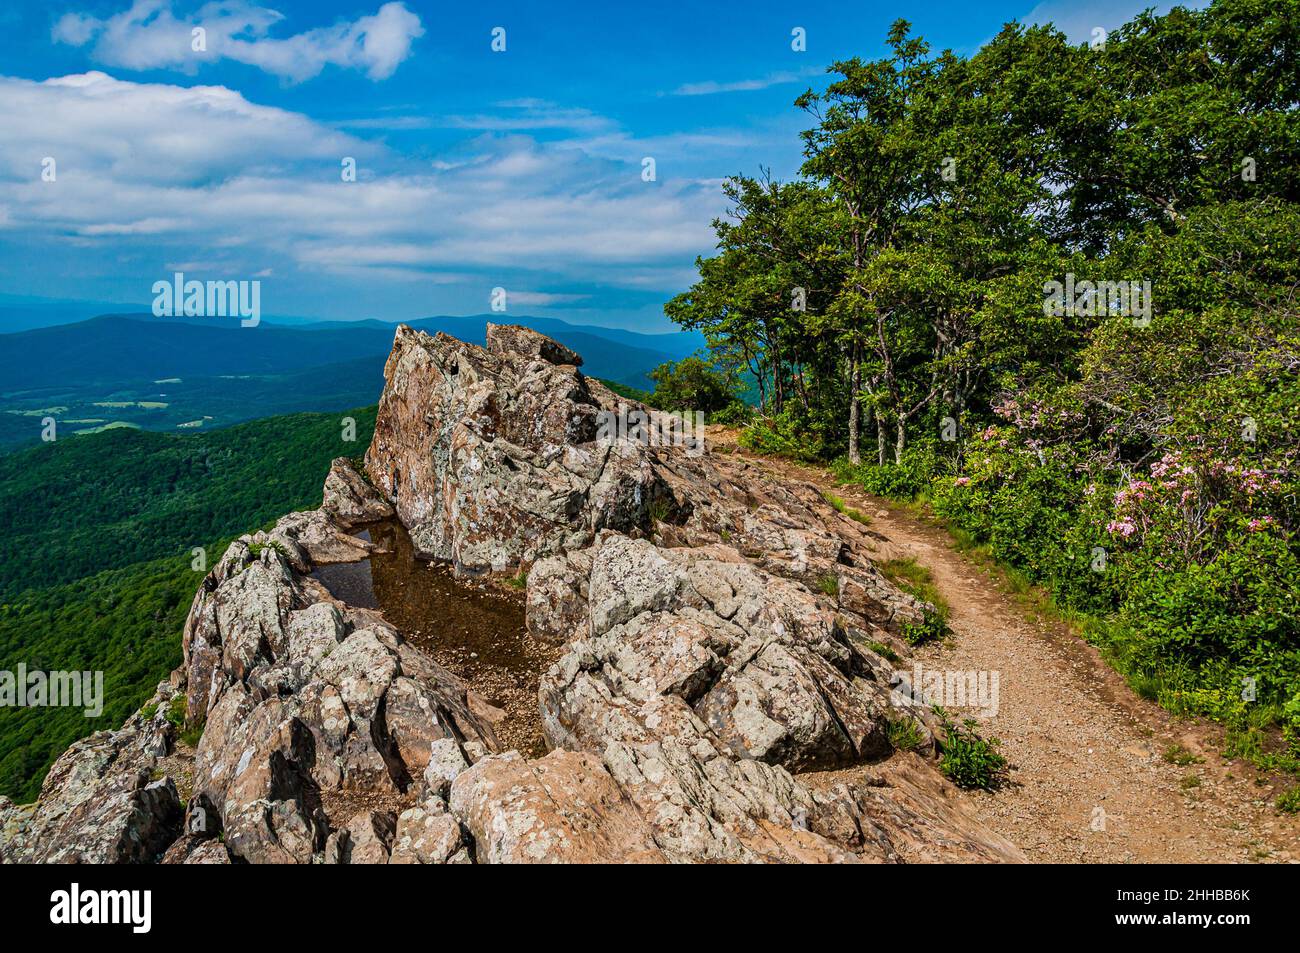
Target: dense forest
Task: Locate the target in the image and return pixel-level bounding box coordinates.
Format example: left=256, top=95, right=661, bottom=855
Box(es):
left=0, top=407, right=378, bottom=600
left=667, top=0, right=1300, bottom=770
left=0, top=407, right=377, bottom=801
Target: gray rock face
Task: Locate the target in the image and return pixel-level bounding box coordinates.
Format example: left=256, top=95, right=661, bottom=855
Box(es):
left=540, top=533, right=898, bottom=772
left=450, top=749, right=668, bottom=864
left=322, top=456, right=394, bottom=526
left=0, top=696, right=183, bottom=864
left=515, top=533, right=1026, bottom=863
left=390, top=801, right=469, bottom=864
left=365, top=324, right=663, bottom=572
left=176, top=517, right=500, bottom=865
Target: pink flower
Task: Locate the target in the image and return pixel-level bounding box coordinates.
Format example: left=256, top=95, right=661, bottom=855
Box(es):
left=954, top=477, right=971, bottom=487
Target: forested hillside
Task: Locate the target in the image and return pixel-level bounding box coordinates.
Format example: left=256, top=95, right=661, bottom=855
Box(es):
left=0, top=407, right=377, bottom=801
left=0, top=407, right=378, bottom=599
left=669, top=0, right=1300, bottom=766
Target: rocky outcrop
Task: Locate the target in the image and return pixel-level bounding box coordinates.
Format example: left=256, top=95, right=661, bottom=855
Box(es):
left=365, top=323, right=664, bottom=572
left=538, top=533, right=907, bottom=773
left=0, top=682, right=185, bottom=864
left=322, top=456, right=394, bottom=526
left=179, top=505, right=501, bottom=865
left=450, top=749, right=668, bottom=864
left=1, top=327, right=1023, bottom=865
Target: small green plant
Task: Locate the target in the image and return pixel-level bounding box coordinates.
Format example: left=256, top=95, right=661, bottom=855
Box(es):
left=902, top=610, right=947, bottom=646
left=647, top=497, right=672, bottom=525
left=816, top=573, right=840, bottom=598
left=347, top=455, right=375, bottom=486
left=179, top=715, right=206, bottom=749
left=164, top=694, right=187, bottom=729
left=822, top=491, right=871, bottom=525
left=1180, top=773, right=1202, bottom=790
left=1276, top=786, right=1300, bottom=814
left=140, top=702, right=159, bottom=720
left=248, top=538, right=290, bottom=560
left=506, top=570, right=528, bottom=590
left=867, top=640, right=901, bottom=664
left=1162, top=743, right=1204, bottom=766
left=887, top=717, right=925, bottom=752
left=938, top=716, right=1007, bottom=790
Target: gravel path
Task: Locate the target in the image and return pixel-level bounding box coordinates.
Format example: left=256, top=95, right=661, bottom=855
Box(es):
left=743, top=449, right=1300, bottom=863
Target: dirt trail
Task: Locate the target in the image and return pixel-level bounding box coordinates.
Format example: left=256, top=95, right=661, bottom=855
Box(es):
left=735, top=444, right=1299, bottom=863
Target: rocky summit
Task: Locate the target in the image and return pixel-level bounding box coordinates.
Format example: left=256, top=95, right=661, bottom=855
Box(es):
left=0, top=324, right=1022, bottom=864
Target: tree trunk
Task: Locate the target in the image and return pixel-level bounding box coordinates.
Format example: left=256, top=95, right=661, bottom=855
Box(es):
left=895, top=415, right=906, bottom=465
left=847, top=343, right=861, bottom=466
left=876, top=411, right=887, bottom=465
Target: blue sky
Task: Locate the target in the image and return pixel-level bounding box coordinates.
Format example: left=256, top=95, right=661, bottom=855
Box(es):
left=0, top=0, right=1199, bottom=330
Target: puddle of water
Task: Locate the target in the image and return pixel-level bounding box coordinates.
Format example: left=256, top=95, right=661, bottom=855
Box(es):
left=311, top=520, right=558, bottom=757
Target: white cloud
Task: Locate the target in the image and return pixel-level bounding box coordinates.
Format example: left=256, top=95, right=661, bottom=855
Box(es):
left=339, top=100, right=616, bottom=135
left=444, top=100, right=613, bottom=133
left=0, top=71, right=723, bottom=295
left=505, top=291, right=592, bottom=306
left=52, top=0, right=424, bottom=82
left=671, top=68, right=820, bottom=97
left=3, top=71, right=361, bottom=186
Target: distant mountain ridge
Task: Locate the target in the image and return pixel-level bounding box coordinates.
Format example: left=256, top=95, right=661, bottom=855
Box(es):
left=0, top=312, right=700, bottom=390
left=0, top=313, right=703, bottom=450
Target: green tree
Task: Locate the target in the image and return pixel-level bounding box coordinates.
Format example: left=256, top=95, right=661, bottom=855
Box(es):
left=649, top=354, right=743, bottom=414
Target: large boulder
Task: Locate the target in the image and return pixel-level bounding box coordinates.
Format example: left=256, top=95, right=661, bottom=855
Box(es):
left=540, top=533, right=901, bottom=771
left=0, top=713, right=183, bottom=864
left=365, top=324, right=663, bottom=572
left=322, top=456, right=394, bottom=526
left=450, top=750, right=667, bottom=864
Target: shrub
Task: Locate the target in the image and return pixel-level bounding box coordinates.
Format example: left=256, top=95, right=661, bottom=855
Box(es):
left=902, top=611, right=947, bottom=646
left=832, top=444, right=937, bottom=500
left=867, top=640, right=901, bottom=664
left=938, top=716, right=1008, bottom=790
left=648, top=354, right=743, bottom=414
left=739, top=410, right=828, bottom=461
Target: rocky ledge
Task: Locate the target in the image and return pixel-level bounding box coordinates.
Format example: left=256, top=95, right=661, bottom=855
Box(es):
left=0, top=324, right=1023, bottom=864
